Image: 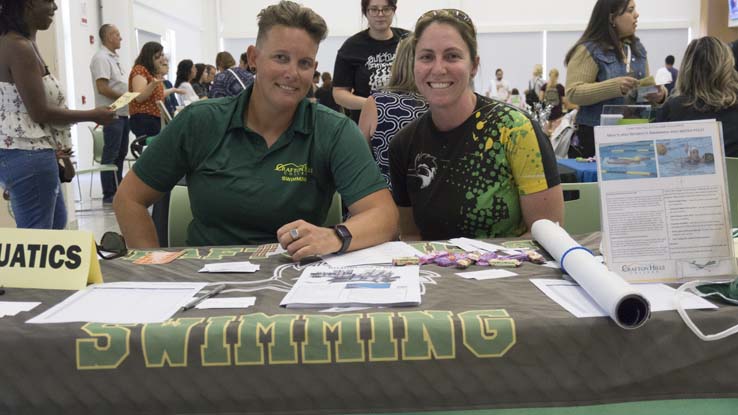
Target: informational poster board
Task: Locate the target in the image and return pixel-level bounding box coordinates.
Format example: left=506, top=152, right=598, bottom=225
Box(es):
left=595, top=120, right=736, bottom=282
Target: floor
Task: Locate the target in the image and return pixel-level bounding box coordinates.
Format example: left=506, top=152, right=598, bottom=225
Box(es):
left=69, top=169, right=125, bottom=241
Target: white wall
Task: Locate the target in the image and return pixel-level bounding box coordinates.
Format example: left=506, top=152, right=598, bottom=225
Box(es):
left=52, top=0, right=217, bottom=173
left=219, top=0, right=700, bottom=96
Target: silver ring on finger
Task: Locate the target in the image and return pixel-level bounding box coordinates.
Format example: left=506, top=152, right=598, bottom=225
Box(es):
left=290, top=228, right=300, bottom=241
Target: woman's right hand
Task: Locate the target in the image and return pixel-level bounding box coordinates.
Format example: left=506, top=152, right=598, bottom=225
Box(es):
left=614, top=76, right=639, bottom=95
left=90, top=106, right=116, bottom=126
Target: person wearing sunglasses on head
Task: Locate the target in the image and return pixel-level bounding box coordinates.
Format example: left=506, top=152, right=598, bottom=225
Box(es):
left=114, top=1, right=398, bottom=261
left=389, top=9, right=563, bottom=241
left=332, top=0, right=408, bottom=123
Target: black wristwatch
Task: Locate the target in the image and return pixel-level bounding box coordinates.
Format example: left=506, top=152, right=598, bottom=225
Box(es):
left=333, top=224, right=352, bottom=255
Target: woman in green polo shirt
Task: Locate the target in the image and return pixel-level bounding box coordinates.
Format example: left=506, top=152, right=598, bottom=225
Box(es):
left=113, top=1, right=398, bottom=260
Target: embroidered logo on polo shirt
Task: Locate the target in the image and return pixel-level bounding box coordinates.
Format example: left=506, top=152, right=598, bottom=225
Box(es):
left=275, top=163, right=313, bottom=183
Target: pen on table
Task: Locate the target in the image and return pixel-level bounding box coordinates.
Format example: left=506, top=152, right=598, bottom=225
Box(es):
left=181, top=284, right=226, bottom=311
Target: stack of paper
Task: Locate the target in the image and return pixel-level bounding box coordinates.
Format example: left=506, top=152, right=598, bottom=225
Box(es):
left=281, top=265, right=421, bottom=308
left=198, top=262, right=260, bottom=273
left=0, top=302, right=40, bottom=318
left=27, top=282, right=207, bottom=324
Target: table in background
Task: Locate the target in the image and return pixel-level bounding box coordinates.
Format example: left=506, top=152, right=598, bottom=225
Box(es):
left=557, top=158, right=598, bottom=182
left=1, top=235, right=737, bottom=414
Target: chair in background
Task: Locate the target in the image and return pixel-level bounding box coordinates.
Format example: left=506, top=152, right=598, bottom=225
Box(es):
left=322, top=192, right=342, bottom=227
left=75, top=126, right=119, bottom=201
left=561, top=182, right=601, bottom=235
left=168, top=185, right=192, bottom=248
left=167, top=188, right=344, bottom=247
left=726, top=157, right=738, bottom=228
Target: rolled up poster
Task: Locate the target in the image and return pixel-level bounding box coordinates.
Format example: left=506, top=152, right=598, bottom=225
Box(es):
left=531, top=219, right=650, bottom=329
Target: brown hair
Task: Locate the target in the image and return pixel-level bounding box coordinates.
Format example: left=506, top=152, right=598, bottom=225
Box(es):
left=675, top=36, right=738, bottom=112
left=361, top=0, right=398, bottom=16
left=256, top=0, right=327, bottom=46
left=321, top=72, right=332, bottom=88
left=565, top=0, right=641, bottom=65
left=413, top=9, right=478, bottom=63
left=215, top=51, right=235, bottom=71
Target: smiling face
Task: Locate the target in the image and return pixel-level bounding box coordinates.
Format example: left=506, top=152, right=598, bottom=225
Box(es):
left=414, top=22, right=478, bottom=111
left=612, top=0, right=638, bottom=38
left=25, top=0, right=58, bottom=31
left=365, top=0, right=394, bottom=33
left=248, top=25, right=318, bottom=113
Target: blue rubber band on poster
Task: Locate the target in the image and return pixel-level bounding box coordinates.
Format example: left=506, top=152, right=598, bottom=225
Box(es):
left=559, top=246, right=593, bottom=275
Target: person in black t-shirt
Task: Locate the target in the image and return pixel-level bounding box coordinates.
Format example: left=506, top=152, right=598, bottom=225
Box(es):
left=656, top=36, right=738, bottom=157
left=389, top=9, right=563, bottom=241
left=332, top=0, right=408, bottom=122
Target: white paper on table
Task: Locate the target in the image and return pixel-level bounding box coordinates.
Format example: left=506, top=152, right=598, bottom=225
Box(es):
left=455, top=269, right=518, bottom=280
left=449, top=237, right=506, bottom=253
left=532, top=219, right=650, bottom=329
left=195, top=297, right=256, bottom=309
left=198, top=262, right=260, bottom=273
left=319, top=306, right=372, bottom=313
left=531, top=279, right=716, bottom=318
left=26, top=282, right=207, bottom=324
left=281, top=265, right=421, bottom=308
left=321, top=242, right=423, bottom=268
left=0, top=301, right=40, bottom=317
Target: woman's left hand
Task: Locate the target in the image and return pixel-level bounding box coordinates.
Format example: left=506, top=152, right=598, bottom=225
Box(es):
left=277, top=220, right=342, bottom=261
left=645, top=85, right=666, bottom=105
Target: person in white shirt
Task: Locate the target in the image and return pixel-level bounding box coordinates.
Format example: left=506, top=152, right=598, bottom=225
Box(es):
left=174, top=59, right=200, bottom=106
left=486, top=68, right=511, bottom=102
left=90, top=24, right=129, bottom=203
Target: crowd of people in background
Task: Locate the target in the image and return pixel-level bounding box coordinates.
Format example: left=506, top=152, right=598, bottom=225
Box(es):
left=2, top=0, right=738, bottom=254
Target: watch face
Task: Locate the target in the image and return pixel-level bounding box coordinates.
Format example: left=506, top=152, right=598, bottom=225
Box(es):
left=334, top=225, right=352, bottom=254
left=335, top=225, right=351, bottom=239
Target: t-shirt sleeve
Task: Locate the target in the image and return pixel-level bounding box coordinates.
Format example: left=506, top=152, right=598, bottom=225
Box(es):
left=328, top=116, right=387, bottom=206
left=503, top=111, right=561, bottom=195
left=332, top=43, right=355, bottom=89
left=388, top=123, right=413, bottom=207
left=132, top=107, right=194, bottom=192
left=654, top=99, right=672, bottom=122
left=90, top=55, right=111, bottom=82
left=208, top=72, right=227, bottom=98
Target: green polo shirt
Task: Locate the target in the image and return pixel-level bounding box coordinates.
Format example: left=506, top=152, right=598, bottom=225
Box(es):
left=133, top=87, right=387, bottom=246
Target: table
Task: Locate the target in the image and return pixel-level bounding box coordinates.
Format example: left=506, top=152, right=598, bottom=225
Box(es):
left=1, top=235, right=737, bottom=414
left=557, top=159, right=598, bottom=183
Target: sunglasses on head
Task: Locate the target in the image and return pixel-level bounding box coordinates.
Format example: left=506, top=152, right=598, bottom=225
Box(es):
left=96, top=231, right=128, bottom=260
left=419, top=8, right=474, bottom=27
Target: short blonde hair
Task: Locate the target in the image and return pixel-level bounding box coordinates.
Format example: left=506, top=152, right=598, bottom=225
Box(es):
left=533, top=64, right=543, bottom=77
left=547, top=68, right=559, bottom=88
left=676, top=36, right=738, bottom=112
